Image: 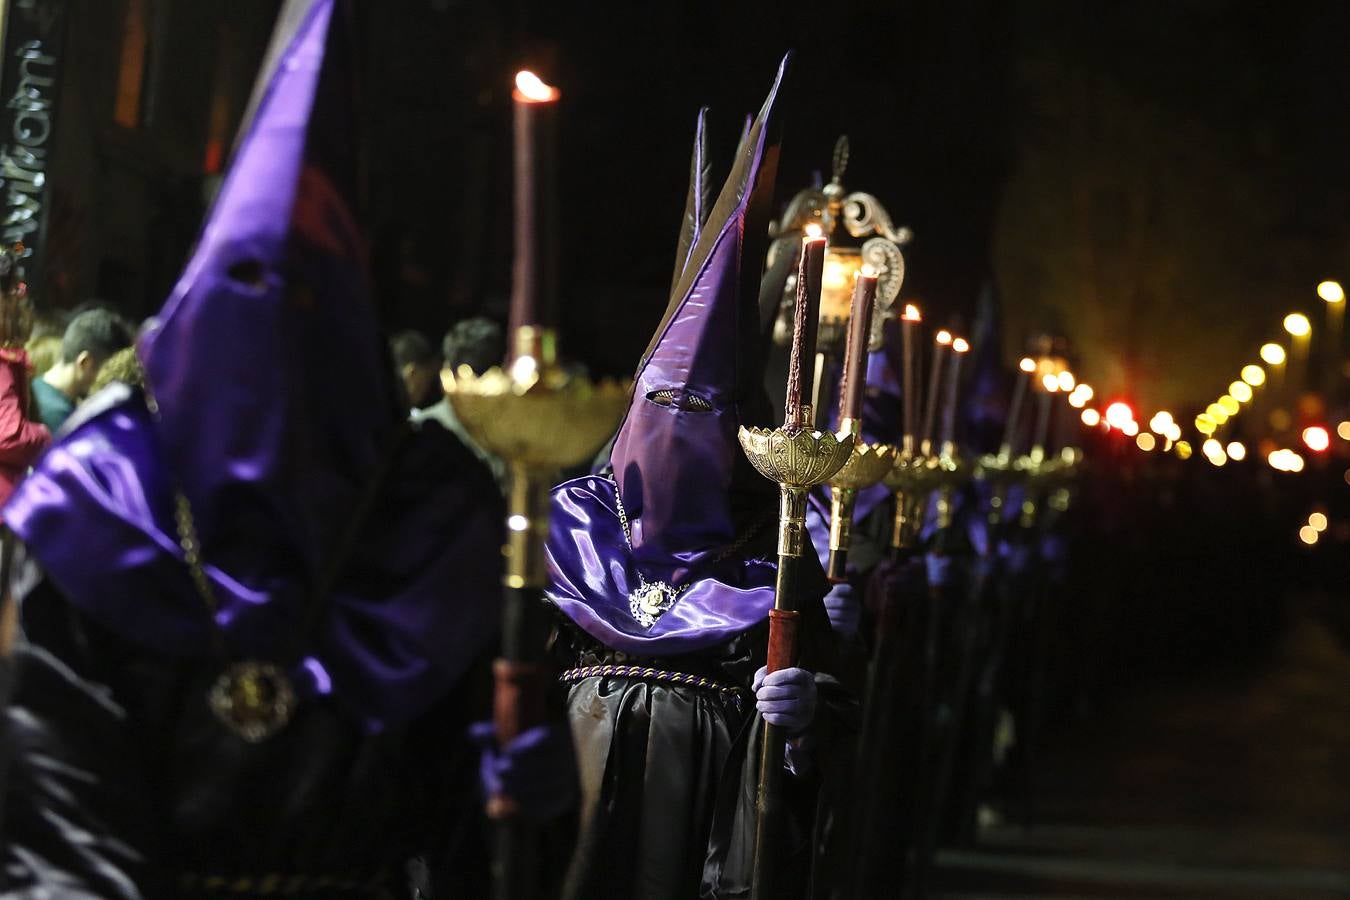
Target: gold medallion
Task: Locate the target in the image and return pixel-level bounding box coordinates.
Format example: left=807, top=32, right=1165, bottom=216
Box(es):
left=208, top=660, right=296, bottom=743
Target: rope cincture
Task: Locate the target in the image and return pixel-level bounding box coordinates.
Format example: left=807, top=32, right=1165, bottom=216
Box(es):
left=176, top=870, right=393, bottom=897
left=561, top=664, right=745, bottom=708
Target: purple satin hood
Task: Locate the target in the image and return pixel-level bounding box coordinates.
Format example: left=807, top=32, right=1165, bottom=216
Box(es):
left=140, top=0, right=401, bottom=594
left=4, top=0, right=503, bottom=729
left=549, top=57, right=790, bottom=653
left=545, top=476, right=776, bottom=655
left=609, top=56, right=786, bottom=562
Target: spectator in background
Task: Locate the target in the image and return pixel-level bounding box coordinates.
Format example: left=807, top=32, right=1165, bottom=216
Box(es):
left=414, top=317, right=505, bottom=482
left=31, top=309, right=134, bottom=433
left=390, top=329, right=441, bottom=410
left=24, top=336, right=60, bottom=378
left=87, top=346, right=145, bottom=395
left=0, top=248, right=50, bottom=511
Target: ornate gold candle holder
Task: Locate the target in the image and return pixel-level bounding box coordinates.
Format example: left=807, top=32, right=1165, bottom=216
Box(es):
left=882, top=449, right=936, bottom=550
left=738, top=426, right=856, bottom=560
left=926, top=450, right=971, bottom=531
left=825, top=441, right=897, bottom=579
left=444, top=326, right=630, bottom=590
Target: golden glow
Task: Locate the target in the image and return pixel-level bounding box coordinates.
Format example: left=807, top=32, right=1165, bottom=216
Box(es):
left=1337, top=420, right=1350, bottom=441
left=514, top=70, right=560, bottom=102
left=1042, top=374, right=1059, bottom=392
left=1019, top=357, right=1036, bottom=373
left=819, top=251, right=863, bottom=319
left=1268, top=448, right=1306, bottom=473
left=1229, top=382, right=1253, bottom=403
left=1226, top=441, right=1247, bottom=461
left=1309, top=511, right=1328, bottom=532
left=804, top=222, right=825, bottom=240
left=1074, top=384, right=1094, bottom=403
left=1069, top=392, right=1087, bottom=409
left=1318, top=280, right=1345, bottom=304
left=1202, top=438, right=1222, bottom=457
left=1195, top=415, right=1216, bottom=435
left=1175, top=440, right=1193, bottom=460
left=936, top=330, right=952, bottom=345
left=1105, top=402, right=1133, bottom=429
left=1057, top=371, right=1076, bottom=391
left=1260, top=343, right=1287, bottom=366
left=1135, top=432, right=1156, bottom=451
left=1241, top=365, right=1266, bottom=386
left=952, top=337, right=970, bottom=353
left=1299, top=525, right=1319, bottom=545
left=1218, top=395, right=1240, bottom=416
left=1283, top=313, right=1311, bottom=338
left=902, top=304, right=922, bottom=322
left=1303, top=426, right=1330, bottom=452
left=1122, top=420, right=1139, bottom=437
left=1081, top=408, right=1101, bottom=427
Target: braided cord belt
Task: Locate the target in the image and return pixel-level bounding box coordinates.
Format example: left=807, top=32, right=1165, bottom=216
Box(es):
left=561, top=664, right=745, bottom=704
left=176, top=872, right=393, bottom=897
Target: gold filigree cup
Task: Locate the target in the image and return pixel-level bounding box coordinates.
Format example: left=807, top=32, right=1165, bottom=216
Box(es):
left=737, top=426, right=856, bottom=488
left=444, top=364, right=630, bottom=472
left=829, top=442, right=898, bottom=490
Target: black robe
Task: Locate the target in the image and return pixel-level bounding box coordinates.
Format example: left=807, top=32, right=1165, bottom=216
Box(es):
left=550, top=539, right=847, bottom=900
left=1, top=578, right=493, bottom=900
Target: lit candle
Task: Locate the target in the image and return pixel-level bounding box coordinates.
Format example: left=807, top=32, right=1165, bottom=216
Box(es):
left=940, top=337, right=969, bottom=450
left=921, top=330, right=952, bottom=455
left=1000, top=357, right=1036, bottom=459
left=508, top=70, right=560, bottom=350
left=900, top=304, right=921, bottom=453
left=785, top=229, right=827, bottom=429
left=837, top=265, right=879, bottom=433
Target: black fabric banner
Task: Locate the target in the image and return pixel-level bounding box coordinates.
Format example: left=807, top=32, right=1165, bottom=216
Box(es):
left=0, top=0, right=66, bottom=286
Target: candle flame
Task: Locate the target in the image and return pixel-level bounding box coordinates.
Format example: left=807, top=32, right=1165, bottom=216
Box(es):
left=804, top=222, right=824, bottom=240
left=952, top=337, right=970, bottom=353
left=514, top=70, right=559, bottom=102
left=1019, top=357, right=1036, bottom=372
left=859, top=263, right=879, bottom=279
left=902, top=303, right=921, bottom=322
left=936, top=330, right=952, bottom=345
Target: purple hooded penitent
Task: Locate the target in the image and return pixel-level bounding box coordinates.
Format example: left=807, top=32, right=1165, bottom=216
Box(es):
left=544, top=57, right=789, bottom=655
left=4, top=0, right=501, bottom=730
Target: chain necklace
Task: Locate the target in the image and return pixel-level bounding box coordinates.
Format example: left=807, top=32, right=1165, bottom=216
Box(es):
left=611, top=478, right=771, bottom=628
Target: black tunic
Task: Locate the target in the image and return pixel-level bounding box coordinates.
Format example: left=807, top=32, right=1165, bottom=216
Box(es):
left=551, top=545, right=845, bottom=900
left=1, top=580, right=493, bottom=900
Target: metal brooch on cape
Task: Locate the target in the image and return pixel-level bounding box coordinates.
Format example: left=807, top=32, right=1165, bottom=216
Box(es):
left=629, top=574, right=685, bottom=629
left=171, top=487, right=298, bottom=743
left=208, top=660, right=297, bottom=743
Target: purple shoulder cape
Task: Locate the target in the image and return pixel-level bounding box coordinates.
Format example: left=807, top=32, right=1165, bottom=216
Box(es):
left=544, top=475, right=777, bottom=656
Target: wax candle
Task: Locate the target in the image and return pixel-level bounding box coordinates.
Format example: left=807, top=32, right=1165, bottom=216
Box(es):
left=837, top=266, right=879, bottom=432
left=784, top=231, right=827, bottom=429
left=508, top=71, right=560, bottom=350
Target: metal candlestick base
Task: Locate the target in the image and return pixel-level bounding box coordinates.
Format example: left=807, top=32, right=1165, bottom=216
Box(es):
left=826, top=441, right=897, bottom=579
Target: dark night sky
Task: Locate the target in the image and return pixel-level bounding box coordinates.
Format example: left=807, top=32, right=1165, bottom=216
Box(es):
left=357, top=0, right=1350, bottom=412
left=68, top=1, right=1346, bottom=414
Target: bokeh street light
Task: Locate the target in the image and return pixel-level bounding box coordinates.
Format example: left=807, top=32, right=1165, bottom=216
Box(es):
left=1318, top=281, right=1345, bottom=304
left=1241, top=365, right=1266, bottom=386
left=1260, top=343, right=1286, bottom=366
left=1283, top=313, right=1311, bottom=337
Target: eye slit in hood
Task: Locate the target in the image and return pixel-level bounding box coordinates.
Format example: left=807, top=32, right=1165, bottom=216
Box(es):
left=647, top=388, right=714, bottom=412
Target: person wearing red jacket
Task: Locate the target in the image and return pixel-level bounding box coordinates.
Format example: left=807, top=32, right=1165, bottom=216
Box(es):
left=0, top=249, right=49, bottom=512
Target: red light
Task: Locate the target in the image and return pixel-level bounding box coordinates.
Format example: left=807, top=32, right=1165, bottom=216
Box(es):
left=1105, top=402, right=1134, bottom=430
left=1303, top=426, right=1330, bottom=453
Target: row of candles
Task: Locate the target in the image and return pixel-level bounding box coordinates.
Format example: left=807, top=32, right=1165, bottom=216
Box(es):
left=782, top=225, right=971, bottom=453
